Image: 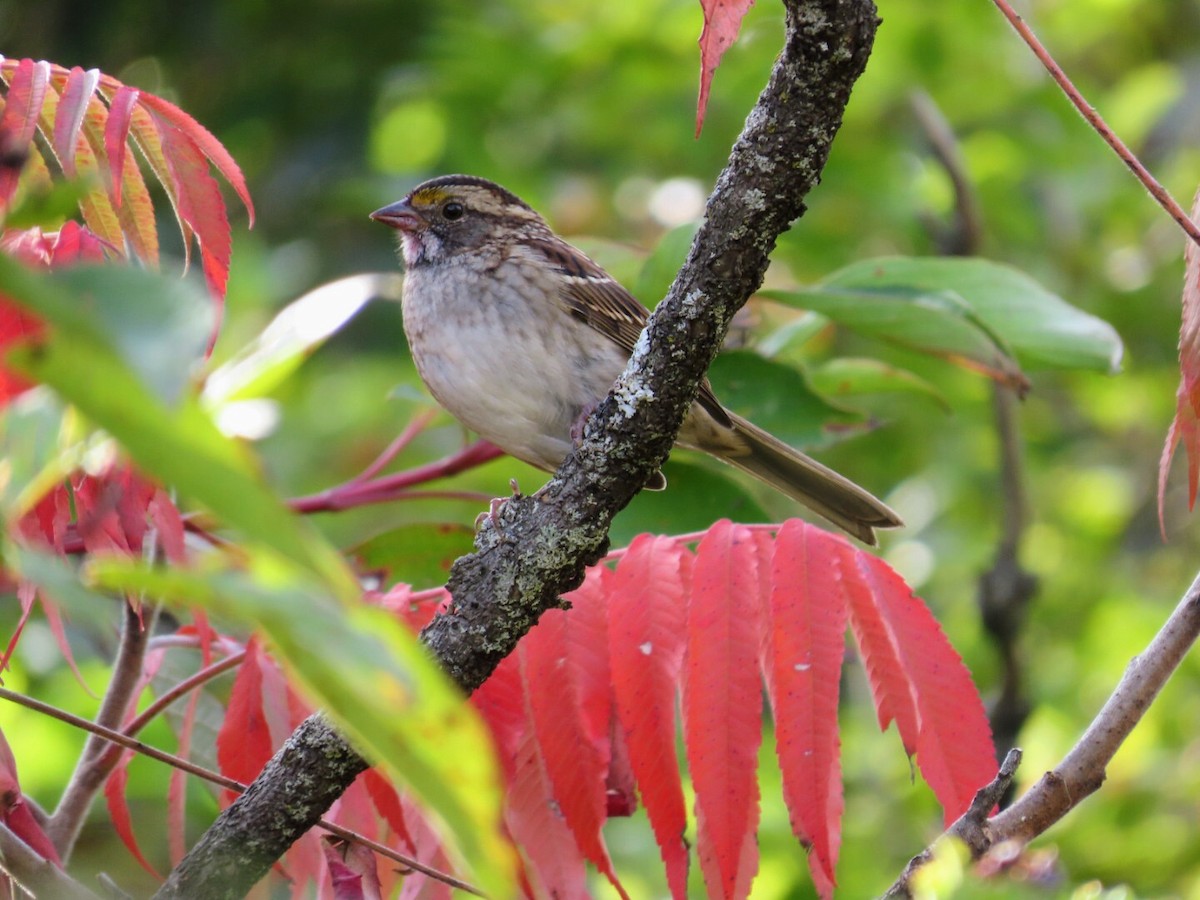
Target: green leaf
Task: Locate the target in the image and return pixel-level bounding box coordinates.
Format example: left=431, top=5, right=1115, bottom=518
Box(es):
left=707, top=349, right=864, bottom=449
left=765, top=256, right=1123, bottom=381
left=634, top=221, right=699, bottom=304
left=88, top=555, right=515, bottom=898
left=50, top=264, right=214, bottom=405
left=808, top=357, right=951, bottom=414
left=0, top=389, right=78, bottom=519
left=0, top=256, right=357, bottom=599
left=203, top=273, right=390, bottom=405
left=762, top=276, right=1028, bottom=391
left=350, top=522, right=475, bottom=590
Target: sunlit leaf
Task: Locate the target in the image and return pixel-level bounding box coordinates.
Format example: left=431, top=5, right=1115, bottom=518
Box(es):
left=88, top=558, right=516, bottom=899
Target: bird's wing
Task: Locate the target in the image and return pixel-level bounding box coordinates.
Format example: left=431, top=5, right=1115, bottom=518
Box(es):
left=530, top=237, right=730, bottom=426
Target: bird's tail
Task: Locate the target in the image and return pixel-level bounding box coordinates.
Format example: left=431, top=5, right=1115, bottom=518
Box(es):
left=716, top=411, right=902, bottom=545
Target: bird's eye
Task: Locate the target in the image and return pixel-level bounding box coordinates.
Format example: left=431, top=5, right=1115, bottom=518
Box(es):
left=442, top=201, right=464, bottom=221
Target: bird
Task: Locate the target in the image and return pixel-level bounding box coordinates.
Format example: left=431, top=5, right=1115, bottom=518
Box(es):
left=370, top=174, right=901, bottom=544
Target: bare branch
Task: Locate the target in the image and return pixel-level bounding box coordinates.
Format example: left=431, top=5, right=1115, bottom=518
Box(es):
left=47, top=600, right=157, bottom=859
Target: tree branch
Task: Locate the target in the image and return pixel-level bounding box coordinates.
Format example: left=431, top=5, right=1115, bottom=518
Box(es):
left=884, top=570, right=1200, bottom=897
left=154, top=2, right=880, bottom=896
left=48, top=600, right=158, bottom=859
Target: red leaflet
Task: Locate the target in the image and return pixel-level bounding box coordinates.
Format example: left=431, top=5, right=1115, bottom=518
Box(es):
left=0, top=727, right=60, bottom=865
left=146, top=109, right=231, bottom=300
left=503, top=720, right=591, bottom=900
left=685, top=520, right=763, bottom=900
left=0, top=59, right=49, bottom=205
left=1159, top=189, right=1200, bottom=529
left=609, top=534, right=690, bottom=899
left=0, top=291, right=42, bottom=401
left=324, top=837, right=383, bottom=900
left=695, top=0, right=756, bottom=137
left=216, top=638, right=274, bottom=799
left=763, top=522, right=848, bottom=899
left=522, top=584, right=628, bottom=899
left=51, top=67, right=97, bottom=177
left=362, top=768, right=415, bottom=853
left=137, top=92, right=255, bottom=226
left=845, top=550, right=996, bottom=824
left=562, top=568, right=613, bottom=749
left=104, top=86, right=140, bottom=205
left=472, top=649, right=528, bottom=774
left=104, top=755, right=162, bottom=878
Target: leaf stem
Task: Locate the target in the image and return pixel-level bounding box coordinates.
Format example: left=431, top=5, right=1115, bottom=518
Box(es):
left=990, top=0, right=1200, bottom=250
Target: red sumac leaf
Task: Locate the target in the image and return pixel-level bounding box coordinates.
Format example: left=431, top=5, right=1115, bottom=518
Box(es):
left=0, top=728, right=59, bottom=865
left=104, top=754, right=162, bottom=878
left=609, top=534, right=690, bottom=899
left=763, top=522, right=847, bottom=899
left=216, top=638, right=274, bottom=796
left=523, top=575, right=628, bottom=899
left=685, top=519, right=762, bottom=900
left=845, top=549, right=996, bottom=824
left=52, top=66, right=98, bottom=177
left=104, top=85, right=139, bottom=205
left=696, top=0, right=756, bottom=136
left=146, top=108, right=231, bottom=299
left=0, top=59, right=49, bottom=205
left=362, top=768, right=414, bottom=853
left=1160, top=187, right=1200, bottom=529
left=503, top=723, right=591, bottom=900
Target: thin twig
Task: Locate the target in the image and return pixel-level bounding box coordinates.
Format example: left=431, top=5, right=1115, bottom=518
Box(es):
left=0, top=689, right=483, bottom=897
left=47, top=599, right=159, bottom=858
left=350, top=409, right=439, bottom=484
left=990, top=0, right=1200, bottom=251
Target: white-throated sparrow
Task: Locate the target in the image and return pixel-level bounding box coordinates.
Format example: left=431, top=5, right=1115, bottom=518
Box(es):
left=371, top=175, right=901, bottom=544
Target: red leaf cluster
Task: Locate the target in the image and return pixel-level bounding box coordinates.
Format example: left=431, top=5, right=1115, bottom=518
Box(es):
left=468, top=519, right=995, bottom=900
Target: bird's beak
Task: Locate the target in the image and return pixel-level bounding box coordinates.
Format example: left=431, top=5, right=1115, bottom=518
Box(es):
left=370, top=200, right=425, bottom=232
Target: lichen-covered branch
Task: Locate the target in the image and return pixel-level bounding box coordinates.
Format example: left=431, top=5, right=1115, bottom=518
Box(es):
left=154, top=2, right=880, bottom=896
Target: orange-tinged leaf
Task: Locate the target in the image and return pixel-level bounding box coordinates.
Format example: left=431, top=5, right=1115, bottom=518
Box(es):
left=845, top=550, right=995, bottom=825
left=137, top=91, right=255, bottom=226
left=0, top=59, right=49, bottom=205
left=51, top=66, right=97, bottom=178
left=1159, top=188, right=1200, bottom=530
left=146, top=107, right=231, bottom=299
left=609, top=534, right=690, bottom=899
left=104, top=86, right=138, bottom=206
left=763, top=522, right=847, bottom=899
left=695, top=0, right=756, bottom=136
left=685, top=519, right=762, bottom=900
left=523, top=577, right=628, bottom=899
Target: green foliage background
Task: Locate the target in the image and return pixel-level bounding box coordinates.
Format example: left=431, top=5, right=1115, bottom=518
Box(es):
left=5, top=0, right=1200, bottom=896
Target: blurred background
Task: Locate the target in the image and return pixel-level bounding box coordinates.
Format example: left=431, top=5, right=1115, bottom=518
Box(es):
left=5, top=0, right=1200, bottom=896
